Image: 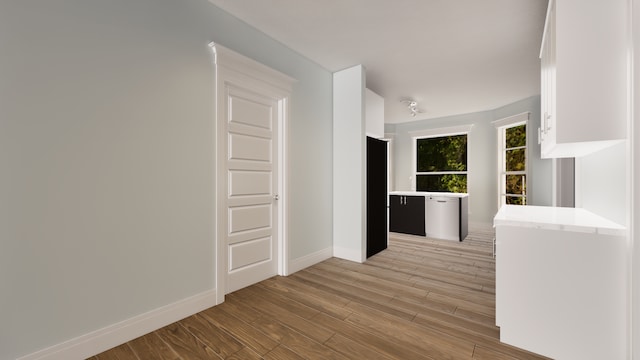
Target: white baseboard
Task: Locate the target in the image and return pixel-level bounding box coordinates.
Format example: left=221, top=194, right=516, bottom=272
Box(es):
left=333, top=246, right=364, bottom=263
left=287, top=247, right=333, bottom=275
left=17, top=289, right=218, bottom=360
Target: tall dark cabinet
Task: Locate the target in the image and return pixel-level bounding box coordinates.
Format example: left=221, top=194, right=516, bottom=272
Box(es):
left=366, top=137, right=388, bottom=258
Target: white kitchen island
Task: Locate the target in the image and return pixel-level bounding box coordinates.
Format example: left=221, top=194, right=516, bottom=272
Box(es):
left=494, top=205, right=628, bottom=360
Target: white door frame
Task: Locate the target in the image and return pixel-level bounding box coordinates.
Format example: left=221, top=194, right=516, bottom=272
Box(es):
left=210, top=42, right=294, bottom=304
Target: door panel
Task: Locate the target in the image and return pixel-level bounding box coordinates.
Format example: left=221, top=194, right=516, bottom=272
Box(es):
left=229, top=236, right=272, bottom=271
left=229, top=171, right=272, bottom=197
left=229, top=96, right=272, bottom=130
left=228, top=205, right=271, bottom=234
left=228, top=133, right=271, bottom=162
left=222, top=84, right=279, bottom=294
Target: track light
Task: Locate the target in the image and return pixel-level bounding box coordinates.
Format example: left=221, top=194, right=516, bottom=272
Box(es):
left=401, top=99, right=420, bottom=117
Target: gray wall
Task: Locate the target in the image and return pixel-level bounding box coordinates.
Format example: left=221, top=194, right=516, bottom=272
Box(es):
left=385, top=96, right=552, bottom=225
left=0, top=1, right=333, bottom=358
left=578, top=142, right=627, bottom=226
left=332, top=66, right=366, bottom=261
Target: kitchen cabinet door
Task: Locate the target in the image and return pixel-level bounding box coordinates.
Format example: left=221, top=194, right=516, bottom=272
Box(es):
left=539, top=0, right=628, bottom=158
left=389, top=195, right=425, bottom=236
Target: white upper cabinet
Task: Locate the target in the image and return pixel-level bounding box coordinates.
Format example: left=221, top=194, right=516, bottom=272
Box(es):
left=539, top=0, right=629, bottom=158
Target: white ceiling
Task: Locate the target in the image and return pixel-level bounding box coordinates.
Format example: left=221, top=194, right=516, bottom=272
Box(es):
left=208, top=0, right=548, bottom=124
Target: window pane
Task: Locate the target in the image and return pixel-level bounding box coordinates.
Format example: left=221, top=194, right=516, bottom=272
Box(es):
left=417, top=174, right=467, bottom=193
left=506, top=174, right=526, bottom=195
left=506, top=148, right=526, bottom=171
left=506, top=124, right=526, bottom=148
left=416, top=135, right=467, bottom=172
left=506, top=196, right=526, bottom=205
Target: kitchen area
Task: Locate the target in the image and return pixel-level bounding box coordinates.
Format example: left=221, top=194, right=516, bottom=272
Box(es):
left=382, top=1, right=632, bottom=358
left=335, top=0, right=634, bottom=357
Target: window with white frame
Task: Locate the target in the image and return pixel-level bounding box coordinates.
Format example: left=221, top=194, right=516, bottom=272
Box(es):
left=497, top=118, right=527, bottom=205
left=415, top=134, right=468, bottom=193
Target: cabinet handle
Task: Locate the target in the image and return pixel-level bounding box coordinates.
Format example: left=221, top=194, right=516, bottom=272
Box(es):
left=538, top=127, right=542, bottom=145
left=493, top=237, right=496, bottom=259
left=545, top=113, right=552, bottom=133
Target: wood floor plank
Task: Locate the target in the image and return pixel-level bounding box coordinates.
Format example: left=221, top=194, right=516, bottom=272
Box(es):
left=179, top=314, right=244, bottom=358
left=324, top=333, right=395, bottom=360
left=257, top=277, right=353, bottom=320
left=344, top=302, right=476, bottom=360
left=454, top=306, right=498, bottom=328
left=215, top=293, right=263, bottom=324
left=473, top=345, right=525, bottom=360
left=263, top=345, right=306, bottom=360
left=311, top=260, right=431, bottom=301
left=250, top=316, right=349, bottom=360
left=413, top=313, right=547, bottom=360
left=310, top=312, right=434, bottom=360
left=293, top=269, right=417, bottom=321
left=127, top=333, right=179, bottom=360
left=411, top=308, right=500, bottom=340
left=198, top=306, right=279, bottom=356
left=232, top=285, right=335, bottom=343
left=227, top=347, right=263, bottom=360
left=155, top=323, right=221, bottom=360
left=94, top=343, right=139, bottom=360
left=236, top=283, right=321, bottom=320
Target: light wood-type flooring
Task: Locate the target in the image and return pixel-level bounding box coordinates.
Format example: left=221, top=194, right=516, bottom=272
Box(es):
left=92, top=228, right=550, bottom=359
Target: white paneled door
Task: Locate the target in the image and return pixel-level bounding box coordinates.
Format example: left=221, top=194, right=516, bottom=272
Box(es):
left=213, top=43, right=293, bottom=298
left=225, top=86, right=278, bottom=294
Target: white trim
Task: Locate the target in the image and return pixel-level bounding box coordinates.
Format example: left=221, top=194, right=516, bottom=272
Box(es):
left=210, top=44, right=224, bottom=305
left=408, top=124, right=474, bottom=139
left=210, top=42, right=295, bottom=303
left=492, top=112, right=530, bottom=128
left=383, top=135, right=395, bottom=192
left=287, top=247, right=333, bottom=274
left=208, top=43, right=295, bottom=93
left=629, top=1, right=637, bottom=356
left=278, top=97, right=290, bottom=277
left=411, top=129, right=470, bottom=192
left=333, top=246, right=365, bottom=263
left=17, top=290, right=217, bottom=360
left=496, top=119, right=529, bottom=207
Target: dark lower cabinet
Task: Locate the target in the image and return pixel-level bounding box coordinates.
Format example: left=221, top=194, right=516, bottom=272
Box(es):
left=389, top=195, right=426, bottom=236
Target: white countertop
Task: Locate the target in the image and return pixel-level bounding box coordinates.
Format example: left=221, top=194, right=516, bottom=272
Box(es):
left=390, top=191, right=469, bottom=198
left=493, top=205, right=626, bottom=236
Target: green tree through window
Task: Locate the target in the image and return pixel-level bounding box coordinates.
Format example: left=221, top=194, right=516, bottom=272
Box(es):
left=501, top=123, right=526, bottom=205
left=416, top=134, right=467, bottom=193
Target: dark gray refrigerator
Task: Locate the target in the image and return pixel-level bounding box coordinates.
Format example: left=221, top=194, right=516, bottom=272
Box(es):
left=366, top=136, right=388, bottom=258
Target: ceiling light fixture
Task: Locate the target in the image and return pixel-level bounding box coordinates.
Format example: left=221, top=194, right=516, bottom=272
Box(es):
left=401, top=99, right=420, bottom=117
